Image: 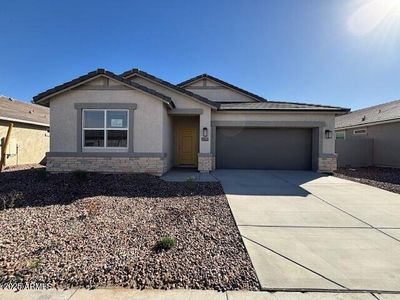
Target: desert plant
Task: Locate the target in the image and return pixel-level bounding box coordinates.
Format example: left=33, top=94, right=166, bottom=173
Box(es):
left=26, top=259, right=40, bottom=270
left=1, top=190, right=23, bottom=210
left=185, top=176, right=197, bottom=191
left=155, top=236, right=176, bottom=251
left=72, top=170, right=88, bottom=182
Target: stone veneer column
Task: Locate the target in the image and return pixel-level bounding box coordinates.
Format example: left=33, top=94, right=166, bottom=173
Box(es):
left=198, top=153, right=214, bottom=173
left=318, top=154, right=337, bottom=173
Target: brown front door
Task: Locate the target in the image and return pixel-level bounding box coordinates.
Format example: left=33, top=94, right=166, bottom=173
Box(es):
left=176, top=127, right=198, bottom=166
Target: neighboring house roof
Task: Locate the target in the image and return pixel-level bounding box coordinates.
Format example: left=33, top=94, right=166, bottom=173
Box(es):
left=336, top=99, right=400, bottom=129
left=33, top=69, right=175, bottom=108
left=219, top=101, right=349, bottom=112
left=120, top=69, right=219, bottom=109
left=177, top=73, right=267, bottom=102
left=0, top=95, right=49, bottom=127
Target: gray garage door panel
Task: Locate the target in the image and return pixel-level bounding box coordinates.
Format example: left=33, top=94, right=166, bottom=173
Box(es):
left=216, top=127, right=312, bottom=170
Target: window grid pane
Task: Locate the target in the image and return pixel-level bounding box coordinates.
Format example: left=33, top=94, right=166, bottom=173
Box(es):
left=83, top=110, right=104, bottom=128
left=84, top=130, right=105, bottom=147
left=82, top=109, right=129, bottom=149
left=106, top=130, right=128, bottom=147
left=106, top=111, right=128, bottom=129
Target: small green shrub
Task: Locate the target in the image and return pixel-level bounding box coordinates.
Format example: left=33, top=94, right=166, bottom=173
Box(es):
left=1, top=190, right=23, bottom=210
left=26, top=259, right=40, bottom=270
left=185, top=176, right=197, bottom=190
left=156, top=236, right=176, bottom=251
left=72, top=170, right=88, bottom=182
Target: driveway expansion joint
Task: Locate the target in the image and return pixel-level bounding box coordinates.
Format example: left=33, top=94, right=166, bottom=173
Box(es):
left=242, top=235, right=349, bottom=290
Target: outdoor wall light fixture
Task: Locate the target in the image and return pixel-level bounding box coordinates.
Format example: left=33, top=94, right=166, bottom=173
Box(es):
left=325, top=129, right=333, bottom=139
left=202, top=127, right=208, bottom=138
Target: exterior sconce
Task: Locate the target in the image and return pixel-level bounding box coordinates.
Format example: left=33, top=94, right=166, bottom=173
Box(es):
left=201, top=127, right=209, bottom=141
left=325, top=129, right=333, bottom=139
left=202, top=127, right=208, bottom=138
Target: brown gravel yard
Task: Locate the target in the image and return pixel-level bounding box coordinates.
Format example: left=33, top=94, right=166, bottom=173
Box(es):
left=334, top=167, right=400, bottom=194
left=0, top=165, right=259, bottom=291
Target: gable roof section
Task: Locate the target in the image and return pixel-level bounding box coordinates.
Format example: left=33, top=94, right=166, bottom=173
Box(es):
left=120, top=69, right=219, bottom=109
left=219, top=101, right=349, bottom=112
left=0, top=95, right=49, bottom=127
left=336, top=99, right=400, bottom=129
left=178, top=74, right=267, bottom=103
left=33, top=69, right=174, bottom=108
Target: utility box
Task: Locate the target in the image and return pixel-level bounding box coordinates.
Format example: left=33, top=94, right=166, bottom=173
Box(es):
left=6, top=138, right=17, bottom=155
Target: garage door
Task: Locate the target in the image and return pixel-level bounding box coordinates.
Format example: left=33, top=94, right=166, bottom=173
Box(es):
left=216, top=127, right=312, bottom=170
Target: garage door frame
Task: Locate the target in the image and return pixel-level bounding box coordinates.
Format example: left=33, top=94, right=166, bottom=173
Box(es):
left=211, top=121, right=325, bottom=171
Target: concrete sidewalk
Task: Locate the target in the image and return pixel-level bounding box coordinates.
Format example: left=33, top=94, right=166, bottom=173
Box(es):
left=0, top=288, right=397, bottom=300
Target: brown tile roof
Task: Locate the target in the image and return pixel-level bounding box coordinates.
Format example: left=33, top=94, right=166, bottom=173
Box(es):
left=33, top=69, right=174, bottom=108
left=0, top=95, right=49, bottom=127
left=219, top=101, right=349, bottom=112
left=120, top=69, right=219, bottom=109
left=177, top=73, right=268, bottom=102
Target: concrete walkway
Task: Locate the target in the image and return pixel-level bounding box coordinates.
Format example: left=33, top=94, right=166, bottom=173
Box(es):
left=213, top=169, right=400, bottom=293
left=0, top=288, right=398, bottom=300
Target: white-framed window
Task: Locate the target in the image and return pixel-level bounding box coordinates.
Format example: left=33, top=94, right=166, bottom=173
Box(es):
left=335, top=131, right=345, bottom=140
left=82, top=109, right=128, bottom=150
left=353, top=128, right=367, bottom=135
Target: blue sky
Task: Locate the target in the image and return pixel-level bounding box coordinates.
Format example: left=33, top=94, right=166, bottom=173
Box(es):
left=1, top=0, right=400, bottom=110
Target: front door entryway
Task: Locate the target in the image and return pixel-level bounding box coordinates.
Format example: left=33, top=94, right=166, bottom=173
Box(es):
left=176, top=127, right=197, bottom=166
left=174, top=116, right=199, bottom=167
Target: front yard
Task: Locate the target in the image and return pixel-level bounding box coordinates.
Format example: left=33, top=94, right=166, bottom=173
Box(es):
left=334, top=166, right=400, bottom=194
left=0, top=166, right=259, bottom=291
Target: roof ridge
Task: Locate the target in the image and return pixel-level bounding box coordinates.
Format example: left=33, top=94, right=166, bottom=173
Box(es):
left=177, top=73, right=268, bottom=102
left=119, top=69, right=219, bottom=109
left=33, top=69, right=174, bottom=108
left=340, top=98, right=400, bottom=116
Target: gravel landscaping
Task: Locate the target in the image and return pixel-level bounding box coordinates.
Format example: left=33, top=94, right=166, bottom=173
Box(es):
left=0, top=166, right=259, bottom=291
left=334, top=167, right=400, bottom=194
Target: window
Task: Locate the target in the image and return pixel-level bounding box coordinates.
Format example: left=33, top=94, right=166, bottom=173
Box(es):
left=335, top=131, right=345, bottom=140
left=82, top=109, right=128, bottom=150
left=353, top=128, right=367, bottom=135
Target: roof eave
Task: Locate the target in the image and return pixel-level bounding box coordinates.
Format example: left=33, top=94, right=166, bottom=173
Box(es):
left=33, top=69, right=174, bottom=108
left=178, top=74, right=268, bottom=103
left=0, top=116, right=49, bottom=127
left=120, top=69, right=219, bottom=109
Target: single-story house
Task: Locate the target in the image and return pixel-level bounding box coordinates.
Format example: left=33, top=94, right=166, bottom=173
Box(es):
left=33, top=69, right=348, bottom=175
left=335, top=99, right=400, bottom=168
left=0, top=95, right=49, bottom=167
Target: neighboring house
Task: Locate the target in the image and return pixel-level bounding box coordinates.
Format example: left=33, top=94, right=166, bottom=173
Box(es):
left=33, top=69, right=348, bottom=175
left=335, top=99, right=400, bottom=168
left=0, top=95, right=49, bottom=167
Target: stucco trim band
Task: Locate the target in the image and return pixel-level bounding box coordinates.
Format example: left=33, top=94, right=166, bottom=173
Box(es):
left=211, top=121, right=326, bottom=128
left=47, top=152, right=167, bottom=158
left=168, top=109, right=204, bottom=115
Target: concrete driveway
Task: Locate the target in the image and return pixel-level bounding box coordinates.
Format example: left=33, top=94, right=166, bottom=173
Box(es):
left=212, top=169, right=400, bottom=293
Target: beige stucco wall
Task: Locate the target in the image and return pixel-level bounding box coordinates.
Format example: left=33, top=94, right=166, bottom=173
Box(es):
left=184, top=78, right=257, bottom=103
left=49, top=79, right=165, bottom=153
left=0, top=120, right=49, bottom=166
left=212, top=111, right=336, bottom=154
left=130, top=76, right=213, bottom=154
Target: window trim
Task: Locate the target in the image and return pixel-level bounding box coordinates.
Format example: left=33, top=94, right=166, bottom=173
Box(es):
left=335, top=130, right=346, bottom=140
left=82, top=109, right=129, bottom=151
